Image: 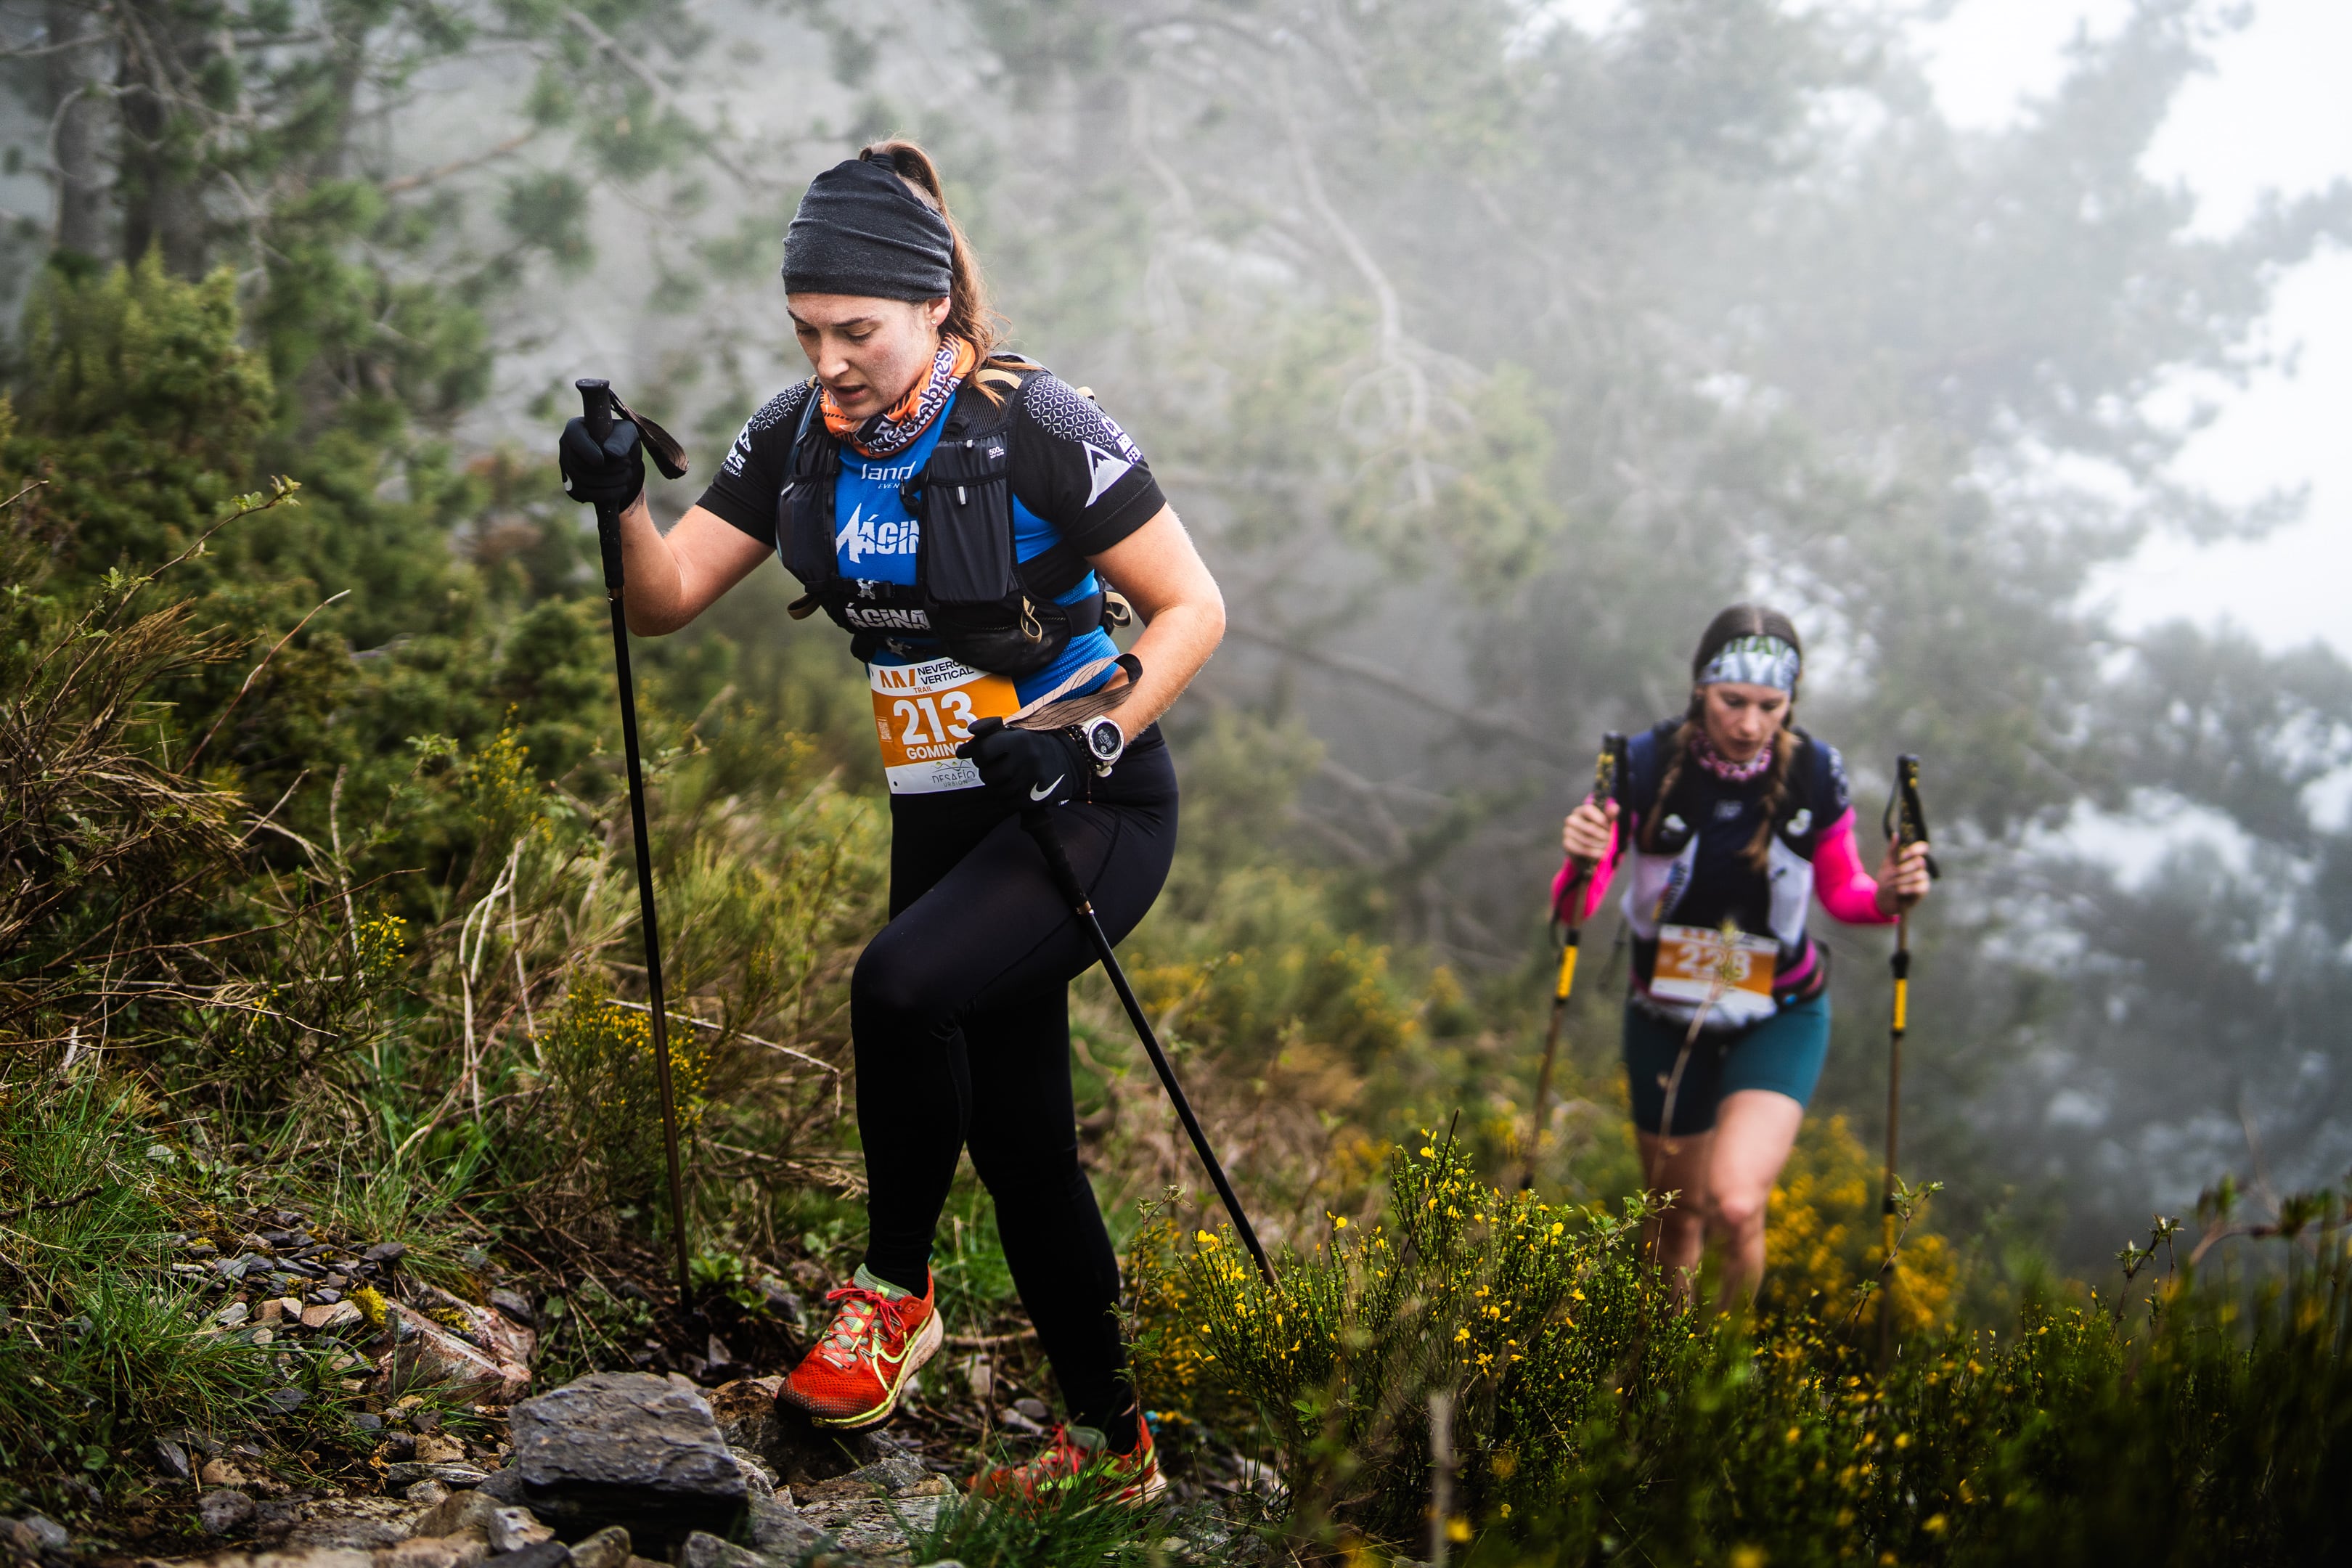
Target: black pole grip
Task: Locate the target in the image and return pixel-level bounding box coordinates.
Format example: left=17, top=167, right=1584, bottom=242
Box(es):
left=578, top=377, right=615, bottom=440
left=575, top=379, right=625, bottom=594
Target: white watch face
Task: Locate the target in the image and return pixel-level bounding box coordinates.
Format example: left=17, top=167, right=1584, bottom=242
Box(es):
left=1087, top=722, right=1122, bottom=759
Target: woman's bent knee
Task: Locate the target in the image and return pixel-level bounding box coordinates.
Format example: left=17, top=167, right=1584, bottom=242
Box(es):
left=852, top=928, right=955, bottom=1029
left=1709, top=1186, right=1769, bottom=1237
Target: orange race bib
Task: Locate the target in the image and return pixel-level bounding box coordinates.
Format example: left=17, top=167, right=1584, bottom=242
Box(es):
left=1649, top=923, right=1780, bottom=1008
left=870, top=656, right=1021, bottom=794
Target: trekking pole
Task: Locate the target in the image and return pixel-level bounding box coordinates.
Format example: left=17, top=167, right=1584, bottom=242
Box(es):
left=573, top=378, right=693, bottom=1304
left=1522, top=733, right=1628, bottom=1191
left=1021, top=807, right=1278, bottom=1288
left=1876, top=754, right=1940, bottom=1363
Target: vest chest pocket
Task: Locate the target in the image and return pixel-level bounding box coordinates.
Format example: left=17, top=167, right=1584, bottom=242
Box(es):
left=914, top=437, right=1016, bottom=604
left=915, top=436, right=1057, bottom=675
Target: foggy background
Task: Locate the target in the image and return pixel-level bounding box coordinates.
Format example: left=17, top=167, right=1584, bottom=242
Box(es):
left=4, top=0, right=2345, bottom=1276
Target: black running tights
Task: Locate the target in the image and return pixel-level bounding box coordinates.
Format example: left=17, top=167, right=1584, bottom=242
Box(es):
left=852, top=727, right=1177, bottom=1450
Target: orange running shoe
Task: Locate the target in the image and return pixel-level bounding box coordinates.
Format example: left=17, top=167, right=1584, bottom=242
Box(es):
left=780, top=1266, right=942, bottom=1429
left=968, top=1419, right=1166, bottom=1507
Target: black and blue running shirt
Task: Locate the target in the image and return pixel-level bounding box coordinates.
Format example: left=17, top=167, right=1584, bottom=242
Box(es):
left=695, top=370, right=1169, bottom=705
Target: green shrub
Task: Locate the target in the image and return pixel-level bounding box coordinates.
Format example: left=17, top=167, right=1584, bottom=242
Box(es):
left=1161, top=1141, right=2352, bottom=1564
left=518, top=976, right=711, bottom=1226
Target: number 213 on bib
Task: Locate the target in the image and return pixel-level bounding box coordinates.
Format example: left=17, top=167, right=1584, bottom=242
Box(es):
left=870, top=656, right=1020, bottom=794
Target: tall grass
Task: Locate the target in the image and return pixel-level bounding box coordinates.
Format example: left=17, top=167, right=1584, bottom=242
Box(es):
left=0, top=1079, right=279, bottom=1495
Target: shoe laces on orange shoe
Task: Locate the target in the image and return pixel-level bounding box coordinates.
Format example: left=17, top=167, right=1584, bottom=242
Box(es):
left=812, top=1277, right=920, bottom=1372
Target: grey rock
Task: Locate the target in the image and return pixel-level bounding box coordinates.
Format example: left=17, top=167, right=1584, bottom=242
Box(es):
left=412, top=1490, right=499, bottom=1540
left=488, top=1507, right=555, bottom=1555
left=250, top=1551, right=372, bottom=1568
left=156, top=1436, right=193, bottom=1478
left=564, top=1527, right=631, bottom=1568
left=735, top=1394, right=883, bottom=1489
left=1010, top=1397, right=1049, bottom=1423
left=367, top=1242, right=409, bottom=1264
left=746, top=1498, right=825, bottom=1562
left=673, top=1533, right=762, bottom=1568
left=406, top=1482, right=453, bottom=1506
left=18, top=1515, right=69, bottom=1553
left=476, top=1466, right=527, bottom=1504
left=799, top=1455, right=926, bottom=1500
left=201, top=1488, right=260, bottom=1535
left=385, top=1462, right=489, bottom=1490
left=497, top=1543, right=569, bottom=1568
left=728, top=1447, right=778, bottom=1504
left=489, top=1289, right=536, bottom=1327
left=379, top=1538, right=489, bottom=1568
left=505, top=1373, right=746, bottom=1553
left=284, top=1495, right=422, bottom=1551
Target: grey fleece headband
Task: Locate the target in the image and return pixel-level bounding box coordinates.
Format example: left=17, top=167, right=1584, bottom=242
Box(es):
left=781, top=156, right=955, bottom=300
left=1697, top=634, right=1801, bottom=691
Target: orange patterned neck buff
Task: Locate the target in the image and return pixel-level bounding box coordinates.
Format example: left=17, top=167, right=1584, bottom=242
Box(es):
left=822, top=335, right=978, bottom=458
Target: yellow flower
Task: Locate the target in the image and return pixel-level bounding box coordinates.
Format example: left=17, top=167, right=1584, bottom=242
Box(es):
left=1198, top=1230, right=1220, bottom=1248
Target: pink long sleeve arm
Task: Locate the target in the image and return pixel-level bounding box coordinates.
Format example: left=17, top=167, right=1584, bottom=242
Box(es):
left=1814, top=808, right=1896, bottom=925
left=1550, top=816, right=1622, bottom=924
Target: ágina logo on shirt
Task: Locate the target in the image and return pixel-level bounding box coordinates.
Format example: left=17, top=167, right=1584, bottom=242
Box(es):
left=836, top=503, right=920, bottom=565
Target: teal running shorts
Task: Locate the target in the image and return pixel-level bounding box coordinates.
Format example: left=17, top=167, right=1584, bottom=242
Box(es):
left=1622, top=991, right=1831, bottom=1136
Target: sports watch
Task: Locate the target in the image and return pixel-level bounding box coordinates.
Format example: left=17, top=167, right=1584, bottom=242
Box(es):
left=1076, top=715, right=1127, bottom=775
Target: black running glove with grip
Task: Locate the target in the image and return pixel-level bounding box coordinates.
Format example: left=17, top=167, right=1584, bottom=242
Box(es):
left=560, top=417, right=645, bottom=508
left=956, top=717, right=1087, bottom=807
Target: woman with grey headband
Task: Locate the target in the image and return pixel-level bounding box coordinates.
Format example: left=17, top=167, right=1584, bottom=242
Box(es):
left=1553, top=605, right=1934, bottom=1306
left=558, top=141, right=1222, bottom=1503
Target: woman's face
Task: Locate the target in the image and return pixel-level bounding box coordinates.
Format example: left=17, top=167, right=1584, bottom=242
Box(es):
left=788, top=294, right=952, bottom=419
left=1697, top=680, right=1788, bottom=763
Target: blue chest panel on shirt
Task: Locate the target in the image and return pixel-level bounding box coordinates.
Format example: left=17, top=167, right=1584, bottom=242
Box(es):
left=833, top=423, right=1098, bottom=599
left=832, top=421, right=1114, bottom=703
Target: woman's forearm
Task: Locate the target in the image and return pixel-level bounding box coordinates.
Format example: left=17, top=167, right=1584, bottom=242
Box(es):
left=1085, top=505, right=1225, bottom=740
left=1113, top=595, right=1225, bottom=736
left=616, top=493, right=687, bottom=635
left=615, top=502, right=775, bottom=636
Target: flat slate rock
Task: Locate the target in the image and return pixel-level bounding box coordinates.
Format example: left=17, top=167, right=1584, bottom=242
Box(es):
left=505, top=1373, right=747, bottom=1554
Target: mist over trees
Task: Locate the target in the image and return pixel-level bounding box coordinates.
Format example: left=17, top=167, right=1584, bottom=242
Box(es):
left=6, top=0, right=2348, bottom=1271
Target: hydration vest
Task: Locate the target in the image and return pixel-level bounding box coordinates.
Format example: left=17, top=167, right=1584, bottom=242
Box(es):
left=780, top=359, right=1108, bottom=677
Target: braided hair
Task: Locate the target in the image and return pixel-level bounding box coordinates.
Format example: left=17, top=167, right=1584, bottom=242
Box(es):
left=1641, top=604, right=1807, bottom=873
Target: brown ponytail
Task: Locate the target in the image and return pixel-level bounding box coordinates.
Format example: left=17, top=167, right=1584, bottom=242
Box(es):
left=858, top=139, right=1005, bottom=356
left=1646, top=603, right=1808, bottom=870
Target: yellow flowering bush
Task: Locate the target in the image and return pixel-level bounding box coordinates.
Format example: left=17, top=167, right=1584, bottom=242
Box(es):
left=1766, top=1114, right=1958, bottom=1336
left=1140, top=1135, right=1681, bottom=1540
left=526, top=973, right=711, bottom=1220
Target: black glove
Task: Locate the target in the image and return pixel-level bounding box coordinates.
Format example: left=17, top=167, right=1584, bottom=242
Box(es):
left=955, top=717, right=1088, bottom=807
left=560, top=416, right=645, bottom=508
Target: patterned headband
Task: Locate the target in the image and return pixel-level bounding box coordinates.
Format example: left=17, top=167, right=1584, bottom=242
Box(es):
left=1697, top=634, right=1800, bottom=692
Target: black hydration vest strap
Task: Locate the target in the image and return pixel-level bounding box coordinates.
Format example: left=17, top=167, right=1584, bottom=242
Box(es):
left=779, top=367, right=1104, bottom=675
left=782, top=383, right=839, bottom=597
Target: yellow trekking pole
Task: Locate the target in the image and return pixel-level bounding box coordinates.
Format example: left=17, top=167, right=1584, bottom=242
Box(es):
left=1522, top=733, right=1628, bottom=1191
left=1877, top=754, right=1939, bottom=1361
